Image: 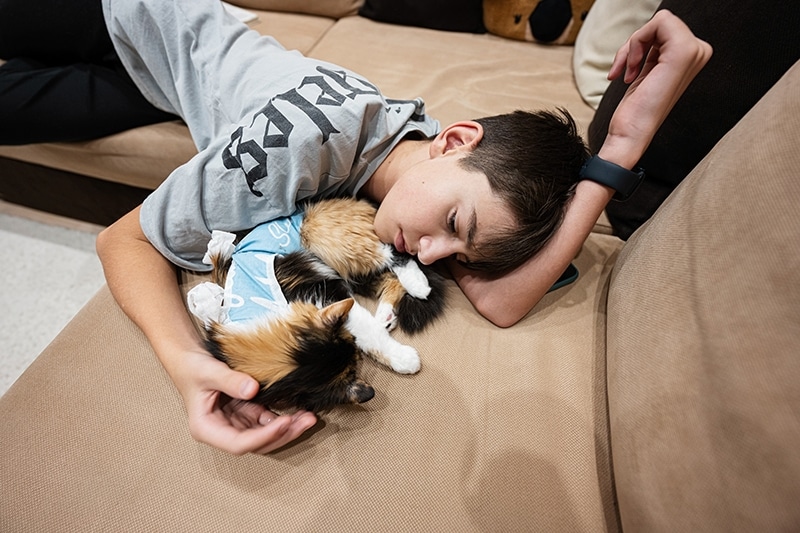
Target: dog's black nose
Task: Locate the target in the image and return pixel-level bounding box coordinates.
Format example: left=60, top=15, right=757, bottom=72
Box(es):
left=348, top=382, right=375, bottom=404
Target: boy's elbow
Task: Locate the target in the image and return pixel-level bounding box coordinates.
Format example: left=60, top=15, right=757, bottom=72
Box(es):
left=95, top=206, right=143, bottom=265
left=96, top=225, right=111, bottom=253
left=492, top=314, right=522, bottom=329
left=96, top=225, right=114, bottom=264
left=486, top=312, right=524, bottom=329
left=96, top=222, right=127, bottom=266
left=474, top=298, right=527, bottom=328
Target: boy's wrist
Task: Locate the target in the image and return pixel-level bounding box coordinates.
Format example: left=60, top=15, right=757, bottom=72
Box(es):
left=579, top=155, right=645, bottom=201
left=596, top=132, right=646, bottom=171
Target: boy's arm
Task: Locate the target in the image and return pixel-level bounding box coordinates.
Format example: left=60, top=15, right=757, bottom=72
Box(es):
left=96, top=207, right=317, bottom=454
left=453, top=10, right=712, bottom=327
left=450, top=179, right=614, bottom=327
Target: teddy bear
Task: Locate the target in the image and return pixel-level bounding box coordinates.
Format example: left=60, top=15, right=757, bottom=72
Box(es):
left=483, top=0, right=596, bottom=44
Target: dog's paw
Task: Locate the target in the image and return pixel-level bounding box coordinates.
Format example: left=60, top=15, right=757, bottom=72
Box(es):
left=387, top=344, right=421, bottom=374
left=375, top=302, right=398, bottom=331
left=393, top=261, right=431, bottom=299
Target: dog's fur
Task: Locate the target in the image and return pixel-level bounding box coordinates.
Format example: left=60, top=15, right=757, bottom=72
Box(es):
left=198, top=198, right=446, bottom=413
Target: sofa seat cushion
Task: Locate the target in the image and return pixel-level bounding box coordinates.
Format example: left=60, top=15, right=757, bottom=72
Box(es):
left=606, top=60, right=800, bottom=531
left=0, top=120, right=196, bottom=190
left=307, top=16, right=594, bottom=131
left=0, top=10, right=335, bottom=191
left=0, top=231, right=622, bottom=531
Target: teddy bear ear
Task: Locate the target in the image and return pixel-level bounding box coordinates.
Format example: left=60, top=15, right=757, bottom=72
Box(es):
left=483, top=0, right=595, bottom=44
left=483, top=0, right=540, bottom=41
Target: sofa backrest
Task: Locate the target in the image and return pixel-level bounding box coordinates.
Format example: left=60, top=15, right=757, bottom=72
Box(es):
left=605, top=60, right=800, bottom=531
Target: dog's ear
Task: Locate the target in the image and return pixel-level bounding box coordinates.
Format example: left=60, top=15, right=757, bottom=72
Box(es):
left=319, top=298, right=355, bottom=329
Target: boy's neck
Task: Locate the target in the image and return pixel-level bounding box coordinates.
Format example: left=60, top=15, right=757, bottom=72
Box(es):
left=361, top=137, right=430, bottom=202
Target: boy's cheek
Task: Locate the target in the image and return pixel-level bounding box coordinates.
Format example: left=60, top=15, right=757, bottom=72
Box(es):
left=371, top=210, right=390, bottom=243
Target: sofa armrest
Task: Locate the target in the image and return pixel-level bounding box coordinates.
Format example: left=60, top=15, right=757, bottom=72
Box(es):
left=606, top=60, right=800, bottom=531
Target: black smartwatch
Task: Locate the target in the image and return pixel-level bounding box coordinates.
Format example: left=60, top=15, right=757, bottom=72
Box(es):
left=579, top=155, right=645, bottom=201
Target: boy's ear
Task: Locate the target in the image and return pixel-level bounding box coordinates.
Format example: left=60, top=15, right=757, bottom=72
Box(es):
left=430, top=121, right=484, bottom=157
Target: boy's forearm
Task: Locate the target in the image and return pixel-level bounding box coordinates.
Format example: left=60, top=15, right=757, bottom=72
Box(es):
left=96, top=207, right=206, bottom=382
left=453, top=180, right=614, bottom=327
left=456, top=142, right=660, bottom=326
left=457, top=123, right=673, bottom=326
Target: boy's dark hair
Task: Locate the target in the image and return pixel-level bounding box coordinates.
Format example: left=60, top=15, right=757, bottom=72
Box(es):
left=459, top=108, right=590, bottom=271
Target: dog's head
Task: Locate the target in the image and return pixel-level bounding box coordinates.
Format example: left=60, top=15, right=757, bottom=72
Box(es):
left=207, top=298, right=374, bottom=413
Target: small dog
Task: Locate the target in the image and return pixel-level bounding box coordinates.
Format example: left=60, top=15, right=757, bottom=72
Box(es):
left=188, top=198, right=446, bottom=412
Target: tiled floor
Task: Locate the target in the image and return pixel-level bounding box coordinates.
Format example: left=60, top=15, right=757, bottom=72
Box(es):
left=0, top=202, right=106, bottom=396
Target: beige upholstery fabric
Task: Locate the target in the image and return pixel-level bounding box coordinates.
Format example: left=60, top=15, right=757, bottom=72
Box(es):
left=228, top=0, right=363, bottom=19
left=308, top=17, right=595, bottom=132
left=606, top=61, right=800, bottom=531
left=0, top=121, right=196, bottom=189
left=0, top=11, right=335, bottom=191
left=0, top=232, right=623, bottom=531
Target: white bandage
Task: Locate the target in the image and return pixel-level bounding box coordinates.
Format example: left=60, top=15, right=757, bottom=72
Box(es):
left=202, top=230, right=237, bottom=265
left=186, top=281, right=228, bottom=327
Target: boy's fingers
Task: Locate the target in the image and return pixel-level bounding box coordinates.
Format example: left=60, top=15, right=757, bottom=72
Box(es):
left=218, top=418, right=293, bottom=456
left=224, top=371, right=260, bottom=400
left=253, top=414, right=318, bottom=455
left=199, top=356, right=260, bottom=400
left=190, top=405, right=295, bottom=455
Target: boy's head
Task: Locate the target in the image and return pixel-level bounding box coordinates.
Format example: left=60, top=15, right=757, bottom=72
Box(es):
left=460, top=108, right=590, bottom=271
left=371, top=108, right=589, bottom=272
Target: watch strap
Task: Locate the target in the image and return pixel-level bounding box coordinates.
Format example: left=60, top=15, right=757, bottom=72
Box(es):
left=579, top=155, right=645, bottom=201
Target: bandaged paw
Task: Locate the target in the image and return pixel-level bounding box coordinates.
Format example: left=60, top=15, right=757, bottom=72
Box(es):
left=187, top=281, right=228, bottom=327
left=202, top=230, right=237, bottom=265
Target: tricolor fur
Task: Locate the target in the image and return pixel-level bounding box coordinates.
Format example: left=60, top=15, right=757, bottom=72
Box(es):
left=199, top=198, right=446, bottom=413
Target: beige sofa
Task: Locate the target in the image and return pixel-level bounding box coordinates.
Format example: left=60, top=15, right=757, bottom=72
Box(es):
left=1, top=2, right=798, bottom=531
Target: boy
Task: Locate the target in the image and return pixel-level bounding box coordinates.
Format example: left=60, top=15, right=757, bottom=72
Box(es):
left=1, top=0, right=711, bottom=454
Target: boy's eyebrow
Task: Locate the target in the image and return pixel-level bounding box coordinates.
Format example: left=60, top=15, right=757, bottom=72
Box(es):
left=466, top=208, right=478, bottom=250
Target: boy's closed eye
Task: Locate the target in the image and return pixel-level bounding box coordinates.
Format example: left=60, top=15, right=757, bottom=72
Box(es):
left=448, top=210, right=458, bottom=234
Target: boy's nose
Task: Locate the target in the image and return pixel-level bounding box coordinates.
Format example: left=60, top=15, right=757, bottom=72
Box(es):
left=417, top=236, right=451, bottom=265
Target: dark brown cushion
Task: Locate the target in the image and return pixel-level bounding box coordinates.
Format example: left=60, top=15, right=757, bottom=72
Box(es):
left=359, top=0, right=485, bottom=33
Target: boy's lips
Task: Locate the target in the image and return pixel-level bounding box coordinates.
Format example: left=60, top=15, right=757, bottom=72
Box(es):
left=394, top=232, right=407, bottom=254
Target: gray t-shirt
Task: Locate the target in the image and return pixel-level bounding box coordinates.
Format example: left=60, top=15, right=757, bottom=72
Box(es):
left=102, top=0, right=440, bottom=270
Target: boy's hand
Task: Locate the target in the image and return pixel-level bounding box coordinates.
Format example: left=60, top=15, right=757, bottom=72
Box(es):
left=177, top=350, right=318, bottom=455
left=600, top=10, right=713, bottom=168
